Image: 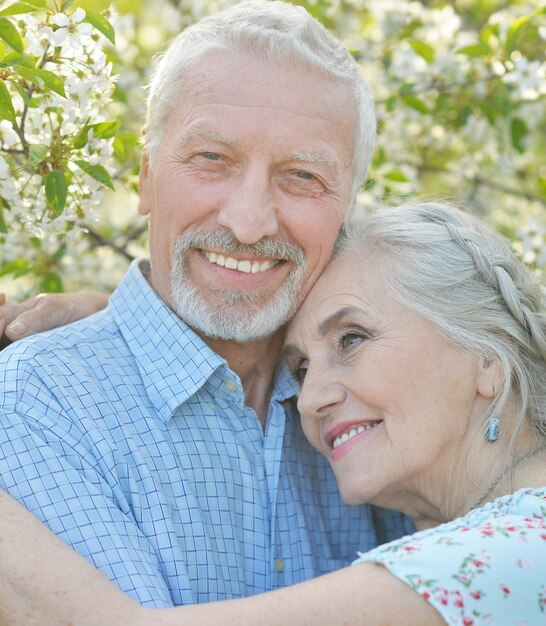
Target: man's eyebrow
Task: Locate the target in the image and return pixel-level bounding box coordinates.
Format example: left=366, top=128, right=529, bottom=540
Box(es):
left=288, top=151, right=338, bottom=167
left=181, top=127, right=239, bottom=147
left=318, top=306, right=362, bottom=337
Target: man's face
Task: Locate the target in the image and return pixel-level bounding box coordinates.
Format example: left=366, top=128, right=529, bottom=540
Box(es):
left=139, top=49, right=357, bottom=342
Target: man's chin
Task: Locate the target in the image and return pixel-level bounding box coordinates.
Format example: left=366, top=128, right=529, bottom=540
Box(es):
left=170, top=289, right=296, bottom=344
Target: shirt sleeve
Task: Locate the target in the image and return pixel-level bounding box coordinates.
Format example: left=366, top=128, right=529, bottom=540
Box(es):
left=352, top=509, right=546, bottom=625
left=0, top=406, right=174, bottom=607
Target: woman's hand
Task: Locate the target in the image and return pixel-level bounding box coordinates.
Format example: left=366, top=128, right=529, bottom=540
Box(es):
left=0, top=292, right=109, bottom=347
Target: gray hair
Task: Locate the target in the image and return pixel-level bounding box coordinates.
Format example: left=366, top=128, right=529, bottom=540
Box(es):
left=144, top=0, right=375, bottom=203
left=340, top=202, right=546, bottom=447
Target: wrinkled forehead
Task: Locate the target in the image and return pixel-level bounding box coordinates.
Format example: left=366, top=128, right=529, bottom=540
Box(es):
left=285, top=249, right=370, bottom=341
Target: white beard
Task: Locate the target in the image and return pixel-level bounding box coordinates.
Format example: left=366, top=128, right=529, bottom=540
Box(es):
left=168, top=228, right=306, bottom=343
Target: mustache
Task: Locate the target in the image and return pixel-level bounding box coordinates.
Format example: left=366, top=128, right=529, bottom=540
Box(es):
left=174, top=227, right=306, bottom=265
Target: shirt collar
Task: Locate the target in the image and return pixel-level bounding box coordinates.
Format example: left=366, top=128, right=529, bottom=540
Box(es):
left=271, top=359, right=300, bottom=404
left=109, top=259, right=224, bottom=421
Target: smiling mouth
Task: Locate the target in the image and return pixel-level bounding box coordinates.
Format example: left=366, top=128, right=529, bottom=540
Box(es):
left=201, top=250, right=281, bottom=274
left=331, top=421, right=381, bottom=449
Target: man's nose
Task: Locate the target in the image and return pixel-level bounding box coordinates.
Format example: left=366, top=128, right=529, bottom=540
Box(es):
left=217, top=167, right=279, bottom=244
left=297, top=362, right=346, bottom=420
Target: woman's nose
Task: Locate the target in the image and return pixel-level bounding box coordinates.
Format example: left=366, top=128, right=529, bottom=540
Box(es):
left=297, top=362, right=346, bottom=419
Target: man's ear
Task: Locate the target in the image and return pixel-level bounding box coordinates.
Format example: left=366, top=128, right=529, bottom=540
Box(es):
left=477, top=356, right=503, bottom=399
left=138, top=150, right=152, bottom=216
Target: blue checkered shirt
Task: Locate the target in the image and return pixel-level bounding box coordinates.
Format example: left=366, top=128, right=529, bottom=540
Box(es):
left=0, top=260, right=411, bottom=607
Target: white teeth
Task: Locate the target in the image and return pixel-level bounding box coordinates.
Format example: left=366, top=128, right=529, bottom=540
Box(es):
left=332, top=423, right=379, bottom=449
left=202, top=250, right=280, bottom=274
left=238, top=260, right=252, bottom=273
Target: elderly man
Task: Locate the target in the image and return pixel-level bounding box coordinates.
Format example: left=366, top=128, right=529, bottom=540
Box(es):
left=0, top=0, right=409, bottom=608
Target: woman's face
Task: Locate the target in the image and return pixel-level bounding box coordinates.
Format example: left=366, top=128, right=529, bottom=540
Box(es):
left=284, top=249, right=490, bottom=513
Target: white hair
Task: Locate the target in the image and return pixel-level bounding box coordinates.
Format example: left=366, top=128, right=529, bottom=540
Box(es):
left=340, top=202, right=546, bottom=447
left=144, top=0, right=376, bottom=203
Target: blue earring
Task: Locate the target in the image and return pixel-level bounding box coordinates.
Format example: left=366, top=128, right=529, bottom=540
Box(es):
left=487, top=416, right=500, bottom=442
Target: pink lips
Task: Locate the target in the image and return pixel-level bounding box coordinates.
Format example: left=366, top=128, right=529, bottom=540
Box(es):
left=325, top=420, right=382, bottom=460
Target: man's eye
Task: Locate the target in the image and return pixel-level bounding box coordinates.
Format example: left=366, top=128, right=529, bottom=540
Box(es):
left=201, top=152, right=221, bottom=161
left=294, top=171, right=315, bottom=180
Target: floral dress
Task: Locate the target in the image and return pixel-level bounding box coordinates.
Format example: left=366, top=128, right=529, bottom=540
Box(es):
left=353, top=488, right=546, bottom=625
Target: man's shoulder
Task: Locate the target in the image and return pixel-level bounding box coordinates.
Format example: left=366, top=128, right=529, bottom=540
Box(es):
left=0, top=309, right=119, bottom=369
left=0, top=310, right=128, bottom=409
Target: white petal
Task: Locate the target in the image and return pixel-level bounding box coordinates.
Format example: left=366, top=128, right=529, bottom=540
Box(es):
left=72, top=7, right=86, bottom=22
left=52, top=13, right=69, bottom=27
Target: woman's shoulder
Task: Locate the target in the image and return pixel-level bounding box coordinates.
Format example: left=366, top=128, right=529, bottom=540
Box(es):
left=353, top=488, right=546, bottom=624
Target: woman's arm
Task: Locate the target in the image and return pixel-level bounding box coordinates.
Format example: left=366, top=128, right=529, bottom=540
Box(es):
left=0, top=292, right=109, bottom=345
left=154, top=564, right=444, bottom=626
left=0, top=490, right=444, bottom=626
left=0, top=490, right=141, bottom=626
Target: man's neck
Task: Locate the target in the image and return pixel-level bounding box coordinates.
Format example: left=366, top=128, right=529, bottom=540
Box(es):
left=205, top=329, right=287, bottom=429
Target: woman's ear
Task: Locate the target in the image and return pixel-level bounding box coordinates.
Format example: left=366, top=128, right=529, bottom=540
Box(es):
left=476, top=356, right=503, bottom=399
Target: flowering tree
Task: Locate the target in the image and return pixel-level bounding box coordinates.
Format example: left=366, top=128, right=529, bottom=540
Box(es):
left=0, top=0, right=544, bottom=299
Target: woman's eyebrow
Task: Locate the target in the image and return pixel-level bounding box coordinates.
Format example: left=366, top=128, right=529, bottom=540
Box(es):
left=317, top=306, right=362, bottom=336
left=280, top=344, right=304, bottom=361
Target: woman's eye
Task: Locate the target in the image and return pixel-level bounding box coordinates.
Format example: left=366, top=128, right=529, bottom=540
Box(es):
left=339, top=332, right=365, bottom=351
left=291, top=358, right=309, bottom=384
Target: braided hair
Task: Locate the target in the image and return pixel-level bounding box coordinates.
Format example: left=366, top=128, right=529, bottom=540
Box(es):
left=340, top=202, right=546, bottom=446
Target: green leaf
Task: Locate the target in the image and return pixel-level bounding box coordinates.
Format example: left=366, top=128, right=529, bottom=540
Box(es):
left=0, top=0, right=45, bottom=16
left=74, top=120, right=121, bottom=149
left=82, top=9, right=115, bottom=45
left=408, top=39, right=435, bottom=64
left=28, top=143, right=48, bottom=165
left=12, top=65, right=66, bottom=97
left=384, top=170, right=410, bottom=183
left=0, top=51, right=35, bottom=68
left=0, top=199, right=8, bottom=233
left=398, top=82, right=416, bottom=96
left=90, top=120, right=120, bottom=139
left=384, top=95, right=397, bottom=113
left=52, top=241, right=67, bottom=263
left=0, top=79, right=16, bottom=124
left=113, top=132, right=139, bottom=163
left=73, top=125, right=90, bottom=149
left=455, top=43, right=492, bottom=58
left=41, top=271, right=63, bottom=293
left=0, top=17, right=22, bottom=52
left=11, top=79, right=27, bottom=105
left=511, top=117, right=527, bottom=153
left=402, top=95, right=431, bottom=114
left=75, top=159, right=114, bottom=190
left=45, top=170, right=67, bottom=216
left=505, top=15, right=531, bottom=55
left=0, top=257, right=29, bottom=278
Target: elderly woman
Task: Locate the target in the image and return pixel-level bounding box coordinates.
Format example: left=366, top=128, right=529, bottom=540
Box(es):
left=1, top=202, right=545, bottom=625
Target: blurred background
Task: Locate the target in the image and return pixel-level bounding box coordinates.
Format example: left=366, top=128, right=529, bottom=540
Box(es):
left=0, top=0, right=544, bottom=299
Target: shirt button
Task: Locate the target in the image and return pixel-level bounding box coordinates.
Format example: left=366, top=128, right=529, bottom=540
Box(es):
left=275, top=558, right=285, bottom=573
left=225, top=380, right=237, bottom=393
